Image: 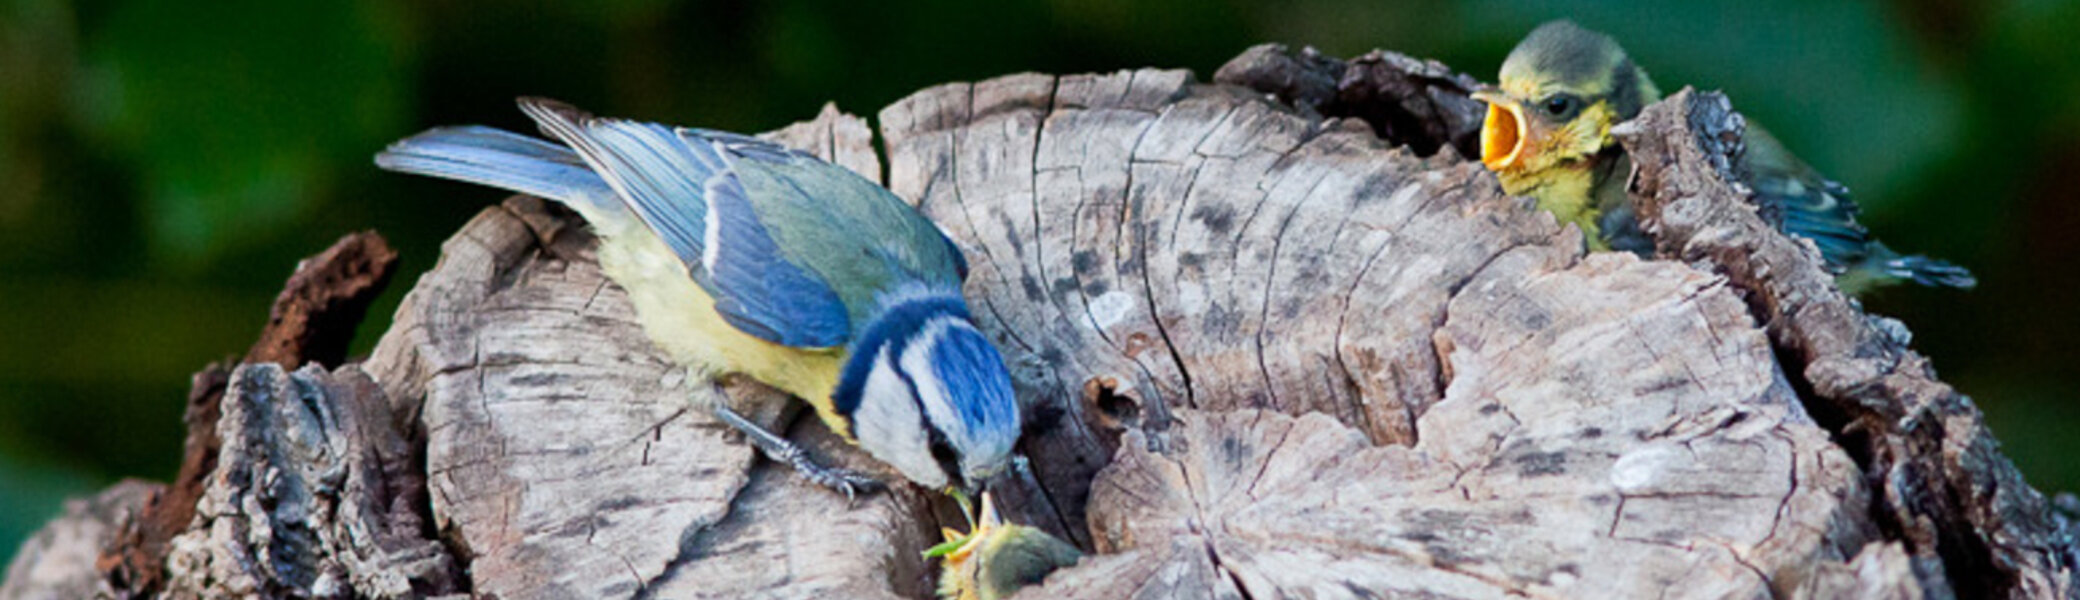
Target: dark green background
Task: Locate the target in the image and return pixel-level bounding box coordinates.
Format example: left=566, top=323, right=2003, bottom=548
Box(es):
left=4, top=0, right=2076, bottom=567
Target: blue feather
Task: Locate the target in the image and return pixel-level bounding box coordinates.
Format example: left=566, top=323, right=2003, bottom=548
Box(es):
left=832, top=295, right=972, bottom=420
left=930, top=326, right=1021, bottom=442
left=373, top=125, right=622, bottom=219
left=517, top=98, right=853, bottom=348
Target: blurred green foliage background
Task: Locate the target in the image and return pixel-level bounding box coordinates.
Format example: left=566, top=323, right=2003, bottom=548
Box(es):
left=3, top=0, right=2076, bottom=567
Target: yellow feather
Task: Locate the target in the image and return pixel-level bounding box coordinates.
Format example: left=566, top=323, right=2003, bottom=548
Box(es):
left=593, top=220, right=854, bottom=440
left=1490, top=100, right=1621, bottom=249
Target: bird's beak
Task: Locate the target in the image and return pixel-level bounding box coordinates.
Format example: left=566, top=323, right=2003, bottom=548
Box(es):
left=976, top=491, right=1003, bottom=527
left=948, top=486, right=978, bottom=528
left=928, top=491, right=1002, bottom=563
left=1472, top=90, right=1531, bottom=170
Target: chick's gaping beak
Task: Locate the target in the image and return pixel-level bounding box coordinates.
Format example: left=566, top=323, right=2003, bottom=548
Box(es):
left=930, top=491, right=1003, bottom=563
left=1472, top=90, right=1531, bottom=170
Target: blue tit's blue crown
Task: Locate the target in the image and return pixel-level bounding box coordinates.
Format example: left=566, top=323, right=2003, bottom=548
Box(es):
left=921, top=320, right=1022, bottom=481
left=927, top=325, right=1021, bottom=446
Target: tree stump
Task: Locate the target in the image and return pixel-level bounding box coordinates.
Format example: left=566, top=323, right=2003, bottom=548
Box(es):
left=5, top=45, right=2074, bottom=600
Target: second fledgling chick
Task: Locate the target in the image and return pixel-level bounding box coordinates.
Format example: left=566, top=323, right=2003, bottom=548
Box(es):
left=932, top=494, right=1082, bottom=600
left=375, top=98, right=1022, bottom=501
left=1474, top=20, right=1976, bottom=294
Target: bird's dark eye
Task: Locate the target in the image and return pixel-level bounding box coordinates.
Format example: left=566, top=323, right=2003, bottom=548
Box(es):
left=1541, top=94, right=1582, bottom=119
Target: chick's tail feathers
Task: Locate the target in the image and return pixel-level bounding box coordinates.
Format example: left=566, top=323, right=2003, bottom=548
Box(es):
left=1842, top=242, right=1978, bottom=293
left=1881, top=253, right=1978, bottom=289
left=374, top=125, right=628, bottom=224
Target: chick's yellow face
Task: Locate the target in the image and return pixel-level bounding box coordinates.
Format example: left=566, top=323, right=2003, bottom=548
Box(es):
left=1475, top=79, right=1619, bottom=198
left=1475, top=21, right=1658, bottom=221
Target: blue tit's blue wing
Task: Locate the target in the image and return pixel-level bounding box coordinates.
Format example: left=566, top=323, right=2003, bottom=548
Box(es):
left=519, top=98, right=853, bottom=348
left=691, top=128, right=970, bottom=316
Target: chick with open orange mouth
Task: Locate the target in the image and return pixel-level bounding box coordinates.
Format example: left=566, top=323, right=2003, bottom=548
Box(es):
left=1475, top=20, right=1974, bottom=293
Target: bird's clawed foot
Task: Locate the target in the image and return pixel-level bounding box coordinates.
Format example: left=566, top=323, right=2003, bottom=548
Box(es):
left=712, top=403, right=884, bottom=505
left=778, top=444, right=885, bottom=505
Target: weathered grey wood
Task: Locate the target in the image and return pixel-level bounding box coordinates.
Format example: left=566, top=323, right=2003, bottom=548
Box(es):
left=0, top=481, right=156, bottom=600
left=878, top=66, right=1578, bottom=555
left=7, top=45, right=2074, bottom=600
left=1617, top=89, right=2078, bottom=599
left=1034, top=254, right=1875, bottom=599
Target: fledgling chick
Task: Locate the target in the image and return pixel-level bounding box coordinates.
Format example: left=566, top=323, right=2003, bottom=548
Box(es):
left=375, top=98, right=1023, bottom=501
left=1475, top=20, right=1976, bottom=294
left=932, top=494, right=1082, bottom=600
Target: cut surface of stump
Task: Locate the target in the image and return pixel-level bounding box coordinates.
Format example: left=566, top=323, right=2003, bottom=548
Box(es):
left=1059, top=255, right=1880, bottom=598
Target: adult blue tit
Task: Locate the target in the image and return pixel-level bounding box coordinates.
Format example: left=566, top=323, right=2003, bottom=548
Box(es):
left=1474, top=20, right=1976, bottom=294
left=374, top=98, right=1023, bottom=499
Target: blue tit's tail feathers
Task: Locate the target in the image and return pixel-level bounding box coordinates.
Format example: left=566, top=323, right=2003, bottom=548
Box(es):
left=374, top=125, right=623, bottom=220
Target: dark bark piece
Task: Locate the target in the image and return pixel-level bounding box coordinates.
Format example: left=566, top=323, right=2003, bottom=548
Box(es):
left=1217, top=43, right=1488, bottom=159
left=1212, top=43, right=1347, bottom=112
left=247, top=230, right=401, bottom=367
left=1616, top=88, right=2080, bottom=600
left=98, top=231, right=399, bottom=597
left=1327, top=48, right=1489, bottom=160
left=152, top=363, right=462, bottom=599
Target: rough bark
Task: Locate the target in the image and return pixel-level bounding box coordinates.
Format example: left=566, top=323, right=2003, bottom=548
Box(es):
left=94, top=231, right=401, bottom=596
left=6, top=45, right=2073, bottom=599
left=1616, top=90, right=2079, bottom=599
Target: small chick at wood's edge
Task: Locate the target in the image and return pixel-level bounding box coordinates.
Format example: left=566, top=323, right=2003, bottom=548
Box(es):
left=1475, top=20, right=1976, bottom=294
left=374, top=98, right=1023, bottom=503
left=930, top=492, right=1082, bottom=600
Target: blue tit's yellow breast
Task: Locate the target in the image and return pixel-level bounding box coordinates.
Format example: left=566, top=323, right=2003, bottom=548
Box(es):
left=593, top=222, right=854, bottom=439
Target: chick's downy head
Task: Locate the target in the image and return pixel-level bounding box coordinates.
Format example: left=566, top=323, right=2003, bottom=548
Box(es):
left=1476, top=20, right=1660, bottom=195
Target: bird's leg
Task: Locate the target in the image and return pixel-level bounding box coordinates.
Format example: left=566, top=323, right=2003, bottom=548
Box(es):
left=710, top=403, right=884, bottom=503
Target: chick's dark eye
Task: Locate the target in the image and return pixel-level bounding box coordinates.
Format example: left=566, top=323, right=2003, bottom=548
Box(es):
left=1542, top=95, right=1579, bottom=118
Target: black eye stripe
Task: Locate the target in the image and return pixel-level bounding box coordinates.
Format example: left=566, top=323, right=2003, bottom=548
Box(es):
left=896, top=340, right=966, bottom=486
left=893, top=348, right=928, bottom=429
left=926, top=425, right=960, bottom=485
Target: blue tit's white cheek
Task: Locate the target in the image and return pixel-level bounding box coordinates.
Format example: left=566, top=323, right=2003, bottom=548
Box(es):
left=851, top=346, right=947, bottom=490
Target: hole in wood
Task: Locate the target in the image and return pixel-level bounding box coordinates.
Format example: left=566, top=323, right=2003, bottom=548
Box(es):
left=1083, top=376, right=1139, bottom=431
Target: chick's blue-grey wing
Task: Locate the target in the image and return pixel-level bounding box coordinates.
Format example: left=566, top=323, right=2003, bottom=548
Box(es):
left=518, top=98, right=852, bottom=348
left=1740, top=125, right=1872, bottom=272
